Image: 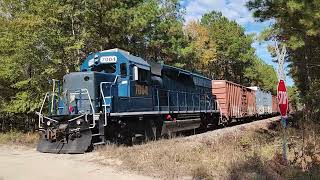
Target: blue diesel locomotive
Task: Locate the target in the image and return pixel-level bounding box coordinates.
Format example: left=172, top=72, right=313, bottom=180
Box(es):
left=36, top=48, right=220, bottom=153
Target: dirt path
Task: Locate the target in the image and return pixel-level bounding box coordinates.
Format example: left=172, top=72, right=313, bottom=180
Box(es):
left=0, top=145, right=155, bottom=180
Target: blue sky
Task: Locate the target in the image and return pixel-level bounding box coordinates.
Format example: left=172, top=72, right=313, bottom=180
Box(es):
left=180, top=0, right=294, bottom=86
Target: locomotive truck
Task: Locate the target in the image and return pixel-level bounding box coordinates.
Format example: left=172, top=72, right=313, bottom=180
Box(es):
left=36, top=48, right=220, bottom=153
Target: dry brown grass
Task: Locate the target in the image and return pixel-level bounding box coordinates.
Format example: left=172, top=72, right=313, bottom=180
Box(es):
left=97, top=130, right=282, bottom=179
left=0, top=131, right=39, bottom=147
left=97, top=118, right=320, bottom=179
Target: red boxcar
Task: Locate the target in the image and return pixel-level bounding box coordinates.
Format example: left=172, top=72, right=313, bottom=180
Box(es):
left=212, top=80, right=256, bottom=120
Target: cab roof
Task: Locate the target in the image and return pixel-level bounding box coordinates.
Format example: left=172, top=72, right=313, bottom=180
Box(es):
left=101, top=48, right=150, bottom=68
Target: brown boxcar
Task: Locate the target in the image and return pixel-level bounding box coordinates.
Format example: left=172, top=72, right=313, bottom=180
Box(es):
left=212, top=80, right=256, bottom=120
left=272, top=95, right=279, bottom=114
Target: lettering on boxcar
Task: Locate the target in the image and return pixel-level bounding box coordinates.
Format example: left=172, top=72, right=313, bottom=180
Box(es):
left=135, top=84, right=148, bottom=96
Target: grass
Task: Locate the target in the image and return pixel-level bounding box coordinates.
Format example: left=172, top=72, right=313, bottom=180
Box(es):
left=0, top=130, right=39, bottom=147
left=98, top=128, right=278, bottom=179
left=97, top=118, right=320, bottom=179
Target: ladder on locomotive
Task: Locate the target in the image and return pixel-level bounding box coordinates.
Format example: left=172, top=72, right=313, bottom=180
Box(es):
left=93, top=76, right=119, bottom=145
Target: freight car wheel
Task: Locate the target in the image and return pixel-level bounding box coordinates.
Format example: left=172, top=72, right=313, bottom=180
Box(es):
left=219, top=116, right=228, bottom=128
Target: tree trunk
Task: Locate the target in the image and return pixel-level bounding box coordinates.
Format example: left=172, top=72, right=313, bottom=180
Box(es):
left=1, top=118, right=4, bottom=132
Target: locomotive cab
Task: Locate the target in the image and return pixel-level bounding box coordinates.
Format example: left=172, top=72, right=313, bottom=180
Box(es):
left=79, top=48, right=154, bottom=113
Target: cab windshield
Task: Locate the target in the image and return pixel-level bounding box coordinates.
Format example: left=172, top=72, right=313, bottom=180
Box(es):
left=91, top=63, right=116, bottom=73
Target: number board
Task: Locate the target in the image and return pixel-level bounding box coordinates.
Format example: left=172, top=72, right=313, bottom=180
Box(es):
left=100, top=56, right=117, bottom=63
left=135, top=84, right=148, bottom=96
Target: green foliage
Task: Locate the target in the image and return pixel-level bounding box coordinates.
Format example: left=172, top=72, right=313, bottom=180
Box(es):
left=182, top=20, right=217, bottom=76
left=247, top=0, right=320, bottom=110
left=287, top=86, right=301, bottom=111
left=304, top=80, right=320, bottom=118
left=0, top=0, right=185, bottom=115
left=245, top=58, right=278, bottom=93
left=183, top=11, right=277, bottom=91
left=201, top=11, right=255, bottom=82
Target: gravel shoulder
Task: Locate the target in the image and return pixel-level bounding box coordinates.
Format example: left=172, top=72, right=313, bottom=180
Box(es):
left=0, top=145, right=155, bottom=180
left=187, top=116, right=281, bottom=141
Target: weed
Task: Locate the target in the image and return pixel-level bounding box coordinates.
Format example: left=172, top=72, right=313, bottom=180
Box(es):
left=0, top=130, right=39, bottom=146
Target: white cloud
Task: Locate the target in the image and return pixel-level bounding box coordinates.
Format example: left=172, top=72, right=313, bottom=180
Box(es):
left=184, top=0, right=254, bottom=25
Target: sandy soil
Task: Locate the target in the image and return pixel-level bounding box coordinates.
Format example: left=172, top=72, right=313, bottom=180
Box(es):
left=0, top=145, right=155, bottom=180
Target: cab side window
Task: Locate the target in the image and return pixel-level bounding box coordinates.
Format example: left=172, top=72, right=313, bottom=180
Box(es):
left=138, top=69, right=149, bottom=82
left=120, top=63, right=127, bottom=76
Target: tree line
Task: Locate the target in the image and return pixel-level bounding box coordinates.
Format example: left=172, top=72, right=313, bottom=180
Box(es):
left=247, top=0, right=320, bottom=120
left=0, top=0, right=278, bottom=131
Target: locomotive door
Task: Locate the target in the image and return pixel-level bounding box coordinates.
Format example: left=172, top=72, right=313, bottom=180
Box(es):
left=118, top=62, right=129, bottom=97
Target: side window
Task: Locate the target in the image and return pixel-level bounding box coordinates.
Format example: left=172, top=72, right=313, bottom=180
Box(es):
left=120, top=63, right=127, bottom=76
left=138, top=69, right=149, bottom=82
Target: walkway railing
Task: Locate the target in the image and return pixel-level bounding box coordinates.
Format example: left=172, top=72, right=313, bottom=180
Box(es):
left=36, top=88, right=95, bottom=128
left=153, top=88, right=217, bottom=113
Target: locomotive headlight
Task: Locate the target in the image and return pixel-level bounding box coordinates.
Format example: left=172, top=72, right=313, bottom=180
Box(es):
left=76, top=119, right=82, bottom=125
left=47, top=121, right=51, bottom=126
left=94, top=54, right=99, bottom=64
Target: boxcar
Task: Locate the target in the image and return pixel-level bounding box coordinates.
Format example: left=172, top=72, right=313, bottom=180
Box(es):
left=248, top=86, right=272, bottom=117
left=212, top=80, right=256, bottom=124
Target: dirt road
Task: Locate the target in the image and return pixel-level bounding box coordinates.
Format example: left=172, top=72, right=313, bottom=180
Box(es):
left=0, top=145, right=155, bottom=180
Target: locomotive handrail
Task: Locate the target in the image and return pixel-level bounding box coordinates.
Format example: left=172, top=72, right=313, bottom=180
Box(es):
left=36, top=111, right=59, bottom=129
left=39, top=92, right=49, bottom=115
left=37, top=92, right=59, bottom=128
left=76, top=89, right=94, bottom=128
left=36, top=111, right=44, bottom=128
left=67, top=114, right=85, bottom=122
left=37, top=92, right=66, bottom=128
left=215, top=100, right=224, bottom=125
left=154, top=88, right=215, bottom=113
left=37, top=113, right=59, bottom=123
left=100, top=75, right=119, bottom=127
left=36, top=88, right=95, bottom=128
left=65, top=89, right=95, bottom=115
